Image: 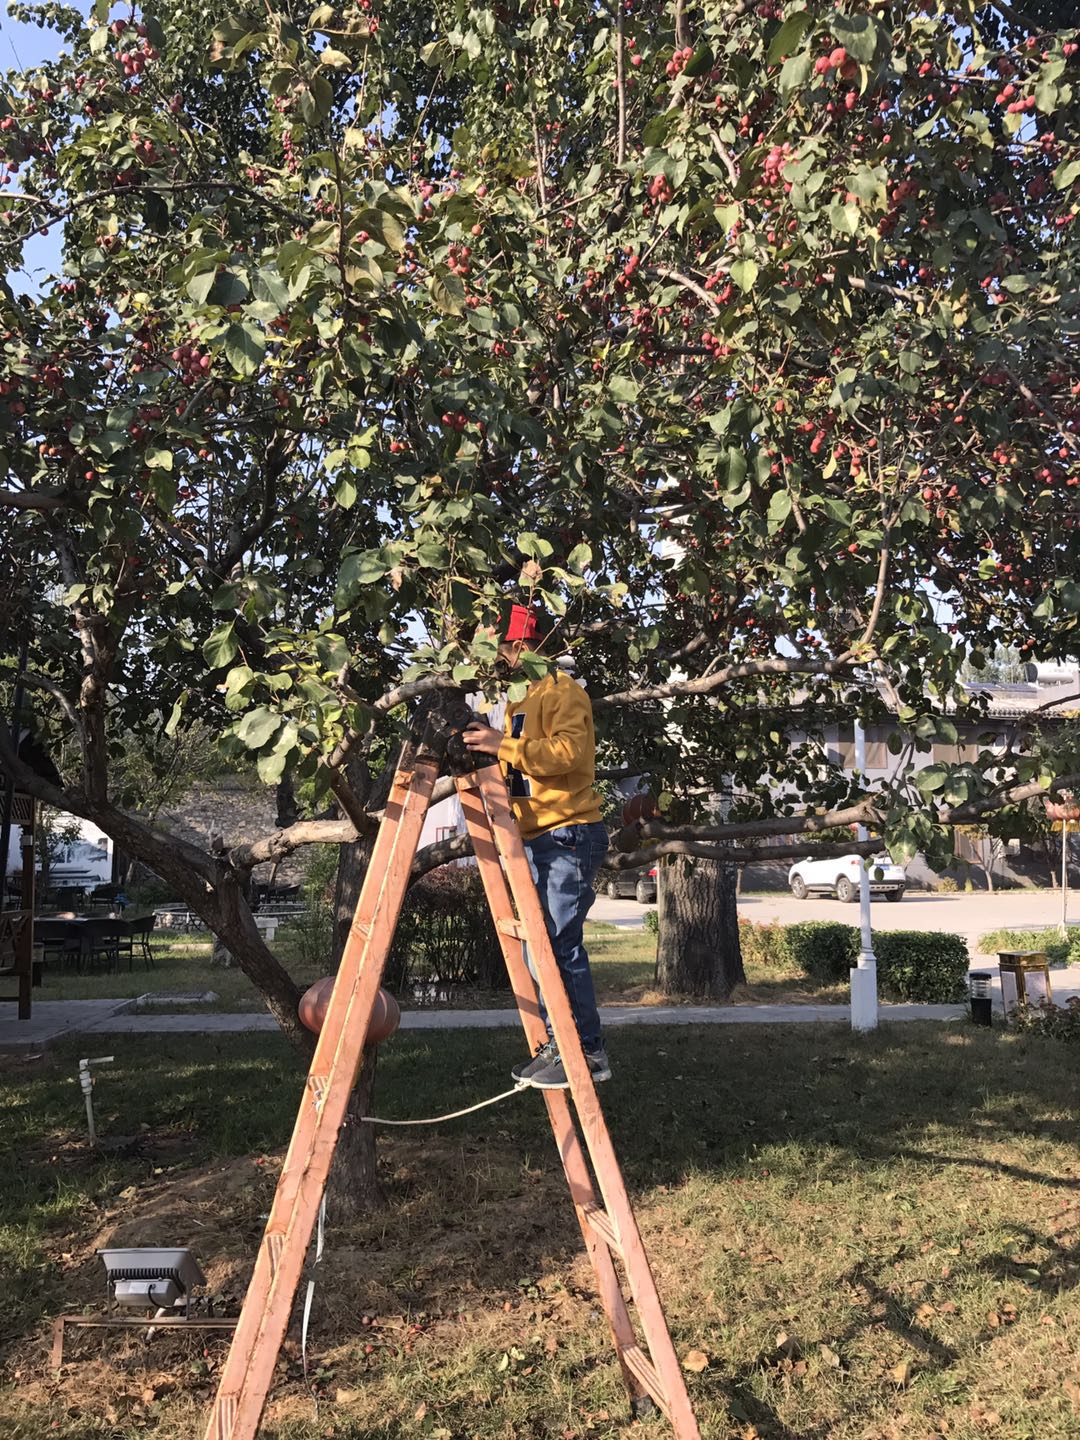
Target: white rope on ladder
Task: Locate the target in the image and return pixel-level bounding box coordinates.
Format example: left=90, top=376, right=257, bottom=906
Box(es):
left=302, top=1080, right=530, bottom=1380
left=357, top=1080, right=530, bottom=1126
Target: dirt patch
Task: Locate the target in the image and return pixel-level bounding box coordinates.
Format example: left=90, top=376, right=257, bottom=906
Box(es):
left=4, top=1134, right=602, bottom=1434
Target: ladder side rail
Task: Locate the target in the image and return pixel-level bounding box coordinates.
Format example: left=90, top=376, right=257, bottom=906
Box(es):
left=455, top=771, right=647, bottom=1406
left=205, top=762, right=438, bottom=1440
left=475, top=769, right=700, bottom=1440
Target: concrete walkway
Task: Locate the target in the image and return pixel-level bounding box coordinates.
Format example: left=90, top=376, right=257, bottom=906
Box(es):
left=0, top=998, right=132, bottom=1050
left=1, top=997, right=968, bottom=1048
left=81, top=1002, right=966, bottom=1034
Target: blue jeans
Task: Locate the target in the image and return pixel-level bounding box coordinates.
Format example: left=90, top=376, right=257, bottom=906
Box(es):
left=524, top=821, right=609, bottom=1052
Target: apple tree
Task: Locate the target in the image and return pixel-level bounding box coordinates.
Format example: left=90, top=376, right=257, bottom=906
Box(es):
left=2, top=0, right=1080, bottom=1034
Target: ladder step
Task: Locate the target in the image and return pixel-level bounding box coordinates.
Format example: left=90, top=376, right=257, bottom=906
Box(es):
left=620, top=1343, right=670, bottom=1420
left=495, top=917, right=527, bottom=941
left=582, top=1202, right=622, bottom=1257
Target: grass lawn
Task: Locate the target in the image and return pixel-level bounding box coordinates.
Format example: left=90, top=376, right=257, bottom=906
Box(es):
left=36, top=924, right=848, bottom=1012
left=1, top=1021, right=1077, bottom=1438
left=976, top=927, right=1080, bottom=966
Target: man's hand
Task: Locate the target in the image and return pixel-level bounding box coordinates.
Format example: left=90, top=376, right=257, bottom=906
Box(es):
left=461, top=722, right=504, bottom=754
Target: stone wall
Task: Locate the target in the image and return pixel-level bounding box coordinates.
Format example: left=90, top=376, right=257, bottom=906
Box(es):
left=151, top=776, right=307, bottom=887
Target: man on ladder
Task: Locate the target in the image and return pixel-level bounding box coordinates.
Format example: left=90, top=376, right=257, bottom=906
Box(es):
left=204, top=628, right=700, bottom=1440
left=463, top=603, right=611, bottom=1089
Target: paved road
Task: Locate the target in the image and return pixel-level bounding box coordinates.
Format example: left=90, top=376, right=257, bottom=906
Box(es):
left=739, top=887, right=1073, bottom=953
left=593, top=887, right=1074, bottom=953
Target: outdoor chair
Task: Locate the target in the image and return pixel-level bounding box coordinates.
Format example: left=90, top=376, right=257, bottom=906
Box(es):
left=81, top=917, right=124, bottom=974
left=36, top=917, right=82, bottom=973
left=120, top=914, right=156, bottom=971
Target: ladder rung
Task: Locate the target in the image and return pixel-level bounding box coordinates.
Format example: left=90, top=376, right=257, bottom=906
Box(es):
left=582, top=1202, right=622, bottom=1258
left=496, top=917, right=527, bottom=941
left=620, top=1343, right=670, bottom=1420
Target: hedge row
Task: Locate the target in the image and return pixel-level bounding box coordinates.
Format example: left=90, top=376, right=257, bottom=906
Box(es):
left=738, top=919, right=969, bottom=1003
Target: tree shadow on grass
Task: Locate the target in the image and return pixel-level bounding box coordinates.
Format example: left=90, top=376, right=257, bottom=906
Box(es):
left=3, top=1023, right=1079, bottom=1436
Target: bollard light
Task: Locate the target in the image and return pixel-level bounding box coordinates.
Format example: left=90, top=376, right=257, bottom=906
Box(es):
left=968, top=971, right=993, bottom=1028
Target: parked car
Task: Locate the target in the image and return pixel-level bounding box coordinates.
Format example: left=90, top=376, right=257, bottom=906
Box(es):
left=787, top=853, right=906, bottom=902
left=602, top=867, right=658, bottom=904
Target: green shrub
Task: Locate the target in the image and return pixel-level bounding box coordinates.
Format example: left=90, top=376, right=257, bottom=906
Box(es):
left=977, top=926, right=1077, bottom=965
left=737, top=919, right=798, bottom=973
left=1011, top=996, right=1080, bottom=1043
left=388, top=865, right=506, bottom=995
left=936, top=876, right=959, bottom=893
left=872, top=930, right=969, bottom=1003
left=643, top=909, right=659, bottom=935
left=740, top=919, right=970, bottom=1002
left=785, top=921, right=859, bottom=982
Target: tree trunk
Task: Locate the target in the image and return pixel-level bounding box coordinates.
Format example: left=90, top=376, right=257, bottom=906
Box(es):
left=655, top=856, right=745, bottom=999
left=325, top=824, right=383, bottom=1218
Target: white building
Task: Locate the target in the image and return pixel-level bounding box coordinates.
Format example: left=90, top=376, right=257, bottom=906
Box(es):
left=4, top=814, right=114, bottom=887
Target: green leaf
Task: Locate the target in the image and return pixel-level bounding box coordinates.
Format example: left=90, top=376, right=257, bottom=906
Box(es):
left=767, top=490, right=792, bottom=527
left=209, top=270, right=250, bottom=307
left=256, top=722, right=298, bottom=785
left=832, top=13, right=881, bottom=65
left=767, top=10, right=813, bottom=66
left=507, top=680, right=529, bottom=704
left=237, top=707, right=283, bottom=749
left=517, top=532, right=554, bottom=560
left=89, top=25, right=109, bottom=54
left=682, top=43, right=713, bottom=79
left=727, top=447, right=747, bottom=489
left=224, top=322, right=266, bottom=377
left=730, top=258, right=759, bottom=293
left=163, top=695, right=186, bottom=738
left=202, top=621, right=238, bottom=670
left=187, top=269, right=216, bottom=305
left=642, top=111, right=677, bottom=148
left=567, top=543, right=592, bottom=576
left=430, top=270, right=465, bottom=316
left=607, top=375, right=639, bottom=403
left=779, top=52, right=813, bottom=95
left=145, top=445, right=173, bottom=470
left=334, top=474, right=357, bottom=509
left=356, top=206, right=405, bottom=253
left=1053, top=158, right=1080, bottom=191
left=338, top=549, right=388, bottom=589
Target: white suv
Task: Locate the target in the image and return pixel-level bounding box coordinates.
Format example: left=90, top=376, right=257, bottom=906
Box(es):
left=787, top=853, right=906, bottom=903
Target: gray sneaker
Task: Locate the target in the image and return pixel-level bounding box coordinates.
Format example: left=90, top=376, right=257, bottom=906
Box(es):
left=511, top=1039, right=558, bottom=1084
left=527, top=1047, right=612, bottom=1090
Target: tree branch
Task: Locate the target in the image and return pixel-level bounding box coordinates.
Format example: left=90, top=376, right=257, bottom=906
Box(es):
left=0, top=487, right=68, bottom=511
left=615, top=6, right=627, bottom=168
left=607, top=837, right=885, bottom=870
left=638, top=798, right=881, bottom=845
left=594, top=655, right=859, bottom=708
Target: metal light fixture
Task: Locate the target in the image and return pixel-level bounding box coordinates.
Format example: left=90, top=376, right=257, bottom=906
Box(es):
left=99, top=1247, right=206, bottom=1313
left=51, top=1248, right=237, bottom=1366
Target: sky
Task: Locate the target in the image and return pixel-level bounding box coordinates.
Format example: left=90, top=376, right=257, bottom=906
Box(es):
left=1, top=5, right=77, bottom=290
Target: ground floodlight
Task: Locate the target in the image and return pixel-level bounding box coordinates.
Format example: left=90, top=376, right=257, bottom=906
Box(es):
left=97, top=1247, right=206, bottom=1311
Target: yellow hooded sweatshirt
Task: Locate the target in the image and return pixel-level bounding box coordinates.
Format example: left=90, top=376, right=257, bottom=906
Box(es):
left=496, top=671, right=603, bottom=840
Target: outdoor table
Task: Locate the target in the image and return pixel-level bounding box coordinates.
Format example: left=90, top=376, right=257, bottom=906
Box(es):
left=37, top=915, right=128, bottom=972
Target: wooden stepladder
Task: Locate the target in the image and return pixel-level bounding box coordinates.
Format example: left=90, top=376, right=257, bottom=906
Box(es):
left=205, top=704, right=700, bottom=1440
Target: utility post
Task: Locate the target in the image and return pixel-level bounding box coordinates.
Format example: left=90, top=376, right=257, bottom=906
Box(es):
left=850, top=718, right=879, bottom=1031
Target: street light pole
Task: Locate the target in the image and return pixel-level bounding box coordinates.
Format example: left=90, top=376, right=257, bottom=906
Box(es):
left=1062, top=817, right=1069, bottom=940
left=850, top=718, right=879, bottom=1031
